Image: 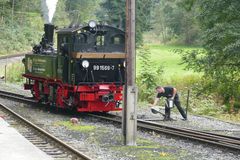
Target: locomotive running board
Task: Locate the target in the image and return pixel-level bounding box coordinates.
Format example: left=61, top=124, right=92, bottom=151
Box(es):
left=72, top=52, right=126, bottom=59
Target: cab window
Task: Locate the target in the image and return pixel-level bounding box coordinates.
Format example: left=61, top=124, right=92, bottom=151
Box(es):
left=111, top=34, right=124, bottom=45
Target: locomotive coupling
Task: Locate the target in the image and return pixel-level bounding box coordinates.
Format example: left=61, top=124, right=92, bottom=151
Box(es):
left=102, top=94, right=114, bottom=102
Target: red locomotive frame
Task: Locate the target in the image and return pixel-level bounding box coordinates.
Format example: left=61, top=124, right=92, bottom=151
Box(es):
left=23, top=74, right=123, bottom=112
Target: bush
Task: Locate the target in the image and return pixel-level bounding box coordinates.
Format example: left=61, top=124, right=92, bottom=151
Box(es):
left=136, top=45, right=164, bottom=102
left=175, top=47, right=240, bottom=114
left=163, top=74, right=225, bottom=116
left=5, top=62, right=25, bottom=83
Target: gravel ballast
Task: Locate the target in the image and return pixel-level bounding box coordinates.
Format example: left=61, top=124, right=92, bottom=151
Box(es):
left=0, top=82, right=240, bottom=159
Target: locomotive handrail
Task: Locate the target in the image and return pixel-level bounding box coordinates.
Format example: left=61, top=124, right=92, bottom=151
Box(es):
left=74, top=82, right=124, bottom=85
left=72, top=52, right=126, bottom=59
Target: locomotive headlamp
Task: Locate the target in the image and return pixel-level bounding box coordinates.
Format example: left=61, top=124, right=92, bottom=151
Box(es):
left=89, top=20, right=97, bottom=28
left=82, top=60, right=89, bottom=68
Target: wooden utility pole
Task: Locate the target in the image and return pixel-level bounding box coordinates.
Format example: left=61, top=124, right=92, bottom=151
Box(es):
left=123, top=0, right=137, bottom=146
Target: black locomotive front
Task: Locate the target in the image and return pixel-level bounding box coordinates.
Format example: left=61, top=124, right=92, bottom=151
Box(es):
left=76, top=58, right=125, bottom=84
left=57, top=21, right=126, bottom=85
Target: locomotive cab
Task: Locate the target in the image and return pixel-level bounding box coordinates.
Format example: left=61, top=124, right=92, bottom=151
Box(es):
left=56, top=22, right=126, bottom=85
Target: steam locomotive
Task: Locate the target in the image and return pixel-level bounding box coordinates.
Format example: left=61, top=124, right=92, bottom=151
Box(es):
left=22, top=21, right=125, bottom=112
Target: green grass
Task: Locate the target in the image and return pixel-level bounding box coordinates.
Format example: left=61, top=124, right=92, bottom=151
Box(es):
left=216, top=113, right=240, bottom=123
left=111, top=138, right=179, bottom=160
left=54, top=121, right=96, bottom=133
left=0, top=61, right=25, bottom=83
left=137, top=44, right=201, bottom=78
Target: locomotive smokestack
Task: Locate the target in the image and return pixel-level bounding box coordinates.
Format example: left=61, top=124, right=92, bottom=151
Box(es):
left=32, top=23, right=56, bottom=54
left=44, top=23, right=54, bottom=45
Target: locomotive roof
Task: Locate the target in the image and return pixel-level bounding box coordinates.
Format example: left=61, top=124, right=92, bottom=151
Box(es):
left=57, top=25, right=125, bottom=34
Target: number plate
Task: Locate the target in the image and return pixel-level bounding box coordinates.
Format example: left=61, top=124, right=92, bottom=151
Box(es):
left=93, top=65, right=115, bottom=71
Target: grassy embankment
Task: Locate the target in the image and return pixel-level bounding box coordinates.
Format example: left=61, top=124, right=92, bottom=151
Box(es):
left=138, top=44, right=202, bottom=87
left=0, top=62, right=25, bottom=83
left=139, top=44, right=198, bottom=77
left=0, top=13, right=44, bottom=56
left=0, top=13, right=43, bottom=82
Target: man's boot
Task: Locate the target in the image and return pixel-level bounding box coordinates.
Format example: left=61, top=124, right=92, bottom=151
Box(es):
left=164, top=105, right=172, bottom=121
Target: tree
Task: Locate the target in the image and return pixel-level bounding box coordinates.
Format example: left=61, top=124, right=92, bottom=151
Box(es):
left=152, top=0, right=200, bottom=44
left=0, top=0, right=43, bottom=54
left=136, top=0, right=154, bottom=44
left=137, top=45, right=164, bottom=102
left=53, top=0, right=70, bottom=26
left=97, top=0, right=125, bottom=29
left=97, top=0, right=154, bottom=45
left=179, top=0, right=240, bottom=105
left=65, top=0, right=101, bottom=24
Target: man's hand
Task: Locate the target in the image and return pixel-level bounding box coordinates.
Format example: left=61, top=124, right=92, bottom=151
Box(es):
left=172, top=88, right=177, bottom=99
left=169, top=97, right=174, bottom=100
left=148, top=103, right=154, bottom=107
left=153, top=98, right=160, bottom=106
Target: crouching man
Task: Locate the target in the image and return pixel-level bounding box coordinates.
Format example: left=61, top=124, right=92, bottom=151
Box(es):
left=151, top=86, right=187, bottom=121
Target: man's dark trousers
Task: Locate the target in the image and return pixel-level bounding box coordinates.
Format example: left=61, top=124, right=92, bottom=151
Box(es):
left=174, top=94, right=187, bottom=119
left=165, top=94, right=187, bottom=119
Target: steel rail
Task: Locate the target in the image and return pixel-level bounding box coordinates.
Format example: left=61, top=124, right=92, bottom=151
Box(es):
left=0, top=52, right=29, bottom=60
left=88, top=113, right=240, bottom=151
left=0, top=102, right=92, bottom=160
left=0, top=90, right=36, bottom=104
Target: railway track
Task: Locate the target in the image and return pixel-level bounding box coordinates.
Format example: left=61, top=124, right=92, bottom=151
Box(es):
left=0, top=90, right=36, bottom=104
left=0, top=102, right=92, bottom=160
left=0, top=52, right=28, bottom=60
left=1, top=89, right=240, bottom=151
left=88, top=113, right=240, bottom=151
